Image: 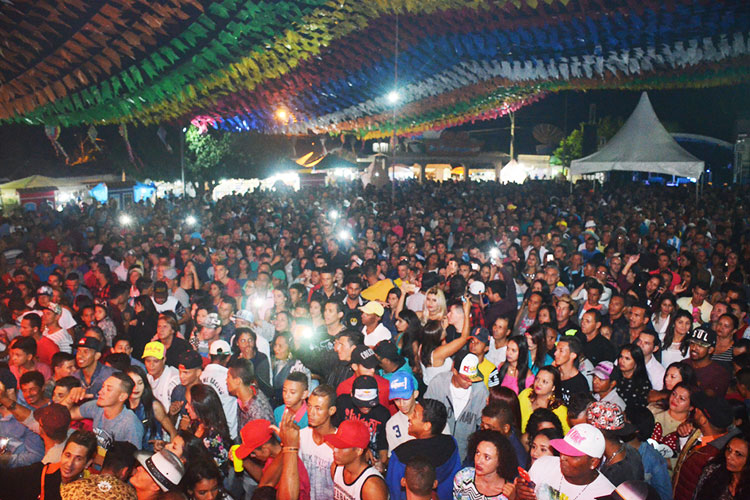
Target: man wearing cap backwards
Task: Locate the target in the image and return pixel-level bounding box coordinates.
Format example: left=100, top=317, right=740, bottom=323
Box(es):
left=142, top=341, right=180, bottom=410
left=586, top=402, right=644, bottom=486
left=672, top=393, right=741, bottom=500
left=424, top=352, right=489, bottom=461
left=386, top=398, right=460, bottom=500
left=337, top=345, right=394, bottom=413
left=233, top=417, right=312, bottom=500
left=376, top=340, right=418, bottom=389
left=200, top=339, right=239, bottom=439
left=0, top=429, right=98, bottom=500
left=333, top=375, right=390, bottom=473
left=360, top=301, right=392, bottom=347
left=130, top=449, right=185, bottom=499
left=72, top=334, right=114, bottom=398
left=168, top=349, right=206, bottom=428
left=40, top=302, right=74, bottom=353
left=468, top=327, right=497, bottom=387
left=516, top=423, right=616, bottom=500
left=684, top=326, right=730, bottom=397
left=36, top=286, right=77, bottom=331
left=326, top=419, right=388, bottom=500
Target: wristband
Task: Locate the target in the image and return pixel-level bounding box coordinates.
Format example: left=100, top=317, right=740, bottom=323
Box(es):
left=282, top=447, right=299, bottom=453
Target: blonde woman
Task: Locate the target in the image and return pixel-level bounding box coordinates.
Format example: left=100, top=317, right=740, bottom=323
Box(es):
left=420, top=286, right=447, bottom=323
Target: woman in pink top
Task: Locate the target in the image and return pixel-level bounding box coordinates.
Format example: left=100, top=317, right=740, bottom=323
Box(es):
left=498, top=335, right=535, bottom=394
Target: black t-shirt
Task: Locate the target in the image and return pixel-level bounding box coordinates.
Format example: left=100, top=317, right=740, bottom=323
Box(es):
left=560, top=371, right=590, bottom=404
left=600, top=444, right=645, bottom=486
left=333, top=395, right=389, bottom=454
left=583, top=334, right=618, bottom=366
left=165, top=337, right=192, bottom=367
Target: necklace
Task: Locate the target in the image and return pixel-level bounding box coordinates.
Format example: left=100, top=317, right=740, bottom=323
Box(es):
left=558, top=473, right=593, bottom=500
left=606, top=443, right=626, bottom=464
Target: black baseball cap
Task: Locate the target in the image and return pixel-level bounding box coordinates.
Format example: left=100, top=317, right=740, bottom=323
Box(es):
left=470, top=327, right=490, bottom=345
left=352, top=375, right=379, bottom=408
left=687, top=326, right=716, bottom=347
left=177, top=350, right=203, bottom=370
left=374, top=341, right=401, bottom=363
left=351, top=345, right=379, bottom=369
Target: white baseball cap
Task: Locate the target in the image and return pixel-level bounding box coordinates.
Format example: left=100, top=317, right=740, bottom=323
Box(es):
left=209, top=339, right=232, bottom=356
left=550, top=423, right=605, bottom=458
left=468, top=281, right=485, bottom=295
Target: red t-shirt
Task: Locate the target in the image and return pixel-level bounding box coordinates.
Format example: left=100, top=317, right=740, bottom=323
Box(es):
left=262, top=455, right=311, bottom=500
left=36, top=335, right=60, bottom=366
left=336, top=375, right=396, bottom=415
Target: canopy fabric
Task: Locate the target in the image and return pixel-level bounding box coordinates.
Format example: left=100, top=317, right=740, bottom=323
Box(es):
left=570, top=93, right=704, bottom=179
left=0, top=0, right=748, bottom=139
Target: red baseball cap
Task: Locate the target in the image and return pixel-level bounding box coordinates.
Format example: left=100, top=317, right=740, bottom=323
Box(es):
left=324, top=419, right=370, bottom=450
left=234, top=419, right=273, bottom=460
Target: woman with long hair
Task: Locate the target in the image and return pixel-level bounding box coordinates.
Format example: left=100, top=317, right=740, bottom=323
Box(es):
left=185, top=383, right=233, bottom=471
left=524, top=323, right=553, bottom=375
left=693, top=435, right=750, bottom=500
left=130, top=294, right=159, bottom=358
left=648, top=360, right=697, bottom=408
left=651, top=293, right=677, bottom=337
left=232, top=327, right=271, bottom=392
left=382, top=286, right=401, bottom=337
left=182, top=455, right=232, bottom=499
left=126, top=365, right=177, bottom=451
left=308, top=298, right=324, bottom=329
left=518, top=366, right=568, bottom=434
left=529, top=427, right=563, bottom=467
left=420, top=285, right=447, bottom=323
left=236, top=258, right=251, bottom=288
left=651, top=382, right=697, bottom=450
left=394, top=308, right=421, bottom=368
left=270, top=288, right=290, bottom=319
left=180, top=260, right=201, bottom=295
left=270, top=332, right=311, bottom=405
left=454, top=430, right=518, bottom=500
left=522, top=251, right=541, bottom=285
left=418, top=299, right=470, bottom=386
left=487, top=386, right=523, bottom=436
left=660, top=309, right=692, bottom=367
left=613, top=343, right=652, bottom=409
left=498, top=335, right=534, bottom=394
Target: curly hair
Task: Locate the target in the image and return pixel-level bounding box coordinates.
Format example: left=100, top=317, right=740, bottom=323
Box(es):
left=466, top=429, right=518, bottom=481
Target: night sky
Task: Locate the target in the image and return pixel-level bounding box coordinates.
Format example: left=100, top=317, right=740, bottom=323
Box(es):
left=0, top=84, right=747, bottom=181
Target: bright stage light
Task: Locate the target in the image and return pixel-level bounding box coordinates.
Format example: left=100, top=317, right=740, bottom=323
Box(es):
left=387, top=90, right=400, bottom=104
left=185, top=215, right=197, bottom=226
left=275, top=108, right=289, bottom=121
left=119, top=214, right=133, bottom=225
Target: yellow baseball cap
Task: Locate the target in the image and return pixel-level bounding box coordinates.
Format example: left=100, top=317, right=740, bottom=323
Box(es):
left=142, top=341, right=165, bottom=360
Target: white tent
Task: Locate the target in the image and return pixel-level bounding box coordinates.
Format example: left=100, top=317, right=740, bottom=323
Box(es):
left=570, top=92, right=704, bottom=179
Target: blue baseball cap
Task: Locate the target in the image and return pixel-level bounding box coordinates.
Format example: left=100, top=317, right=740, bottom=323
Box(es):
left=388, top=372, right=416, bottom=400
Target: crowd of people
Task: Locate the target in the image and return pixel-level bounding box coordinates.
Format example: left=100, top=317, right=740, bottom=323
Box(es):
left=0, top=179, right=748, bottom=500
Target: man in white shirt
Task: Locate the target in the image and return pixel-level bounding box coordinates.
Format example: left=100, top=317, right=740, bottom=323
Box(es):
left=360, top=302, right=391, bottom=347
left=300, top=384, right=338, bottom=500
left=199, top=340, right=238, bottom=440
left=142, top=341, right=180, bottom=410
left=637, top=330, right=665, bottom=391
left=385, top=373, right=418, bottom=455
left=40, top=302, right=73, bottom=353
left=486, top=315, right=512, bottom=366
left=36, top=287, right=77, bottom=331
left=517, top=423, right=615, bottom=500
left=676, top=281, right=713, bottom=328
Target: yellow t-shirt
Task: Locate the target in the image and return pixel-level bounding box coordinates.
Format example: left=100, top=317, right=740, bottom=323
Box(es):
left=518, top=387, right=570, bottom=434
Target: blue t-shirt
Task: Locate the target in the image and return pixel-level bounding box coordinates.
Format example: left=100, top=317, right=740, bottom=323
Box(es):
left=79, top=400, right=144, bottom=451
left=273, top=404, right=308, bottom=428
